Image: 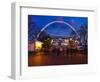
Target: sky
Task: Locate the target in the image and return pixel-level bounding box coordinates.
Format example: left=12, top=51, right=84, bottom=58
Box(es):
left=28, top=15, right=88, bottom=41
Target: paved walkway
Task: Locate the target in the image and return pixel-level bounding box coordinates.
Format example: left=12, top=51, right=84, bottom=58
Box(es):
left=28, top=51, right=87, bottom=66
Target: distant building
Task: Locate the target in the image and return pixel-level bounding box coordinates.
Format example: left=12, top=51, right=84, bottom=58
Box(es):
left=28, top=41, right=35, bottom=52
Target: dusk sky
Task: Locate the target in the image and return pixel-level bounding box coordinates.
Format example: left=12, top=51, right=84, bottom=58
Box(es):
left=28, top=15, right=88, bottom=41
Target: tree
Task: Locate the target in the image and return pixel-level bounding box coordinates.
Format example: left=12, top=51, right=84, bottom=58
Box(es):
left=78, top=25, right=87, bottom=46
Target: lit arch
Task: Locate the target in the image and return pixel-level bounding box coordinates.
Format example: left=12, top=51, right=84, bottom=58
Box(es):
left=37, top=21, right=79, bottom=39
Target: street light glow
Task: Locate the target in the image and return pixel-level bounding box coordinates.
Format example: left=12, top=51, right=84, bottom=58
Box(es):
left=36, top=41, right=43, bottom=50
